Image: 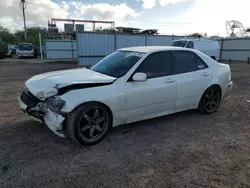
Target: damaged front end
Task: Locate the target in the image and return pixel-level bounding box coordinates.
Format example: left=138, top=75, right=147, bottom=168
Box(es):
left=17, top=88, right=66, bottom=138
left=17, top=80, right=115, bottom=138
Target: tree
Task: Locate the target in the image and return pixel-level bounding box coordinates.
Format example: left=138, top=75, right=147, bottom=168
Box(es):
left=14, top=27, right=48, bottom=45
left=210, top=35, right=223, bottom=39
left=95, top=26, right=116, bottom=33
left=0, top=26, right=15, bottom=43
left=0, top=25, right=49, bottom=45
left=14, top=30, right=25, bottom=43
left=188, top=33, right=204, bottom=38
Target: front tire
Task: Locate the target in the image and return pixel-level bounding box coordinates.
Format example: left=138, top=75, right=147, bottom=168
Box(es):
left=65, top=102, right=112, bottom=146
left=198, top=86, right=222, bottom=114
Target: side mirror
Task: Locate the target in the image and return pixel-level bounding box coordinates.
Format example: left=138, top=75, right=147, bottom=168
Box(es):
left=132, top=72, right=147, bottom=82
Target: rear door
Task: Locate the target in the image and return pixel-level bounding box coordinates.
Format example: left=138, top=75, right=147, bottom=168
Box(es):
left=171, top=50, right=212, bottom=109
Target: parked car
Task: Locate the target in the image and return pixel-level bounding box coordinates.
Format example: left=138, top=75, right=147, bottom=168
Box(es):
left=17, top=46, right=233, bottom=145
left=9, top=45, right=18, bottom=56
left=171, top=38, right=220, bottom=61
left=7, top=45, right=18, bottom=57
left=5, top=44, right=16, bottom=57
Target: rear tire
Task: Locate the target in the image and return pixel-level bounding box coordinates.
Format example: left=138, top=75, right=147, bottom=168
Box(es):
left=65, top=102, right=112, bottom=146
left=198, top=86, right=222, bottom=114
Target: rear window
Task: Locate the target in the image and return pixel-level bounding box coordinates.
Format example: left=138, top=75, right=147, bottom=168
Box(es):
left=171, top=41, right=187, bottom=47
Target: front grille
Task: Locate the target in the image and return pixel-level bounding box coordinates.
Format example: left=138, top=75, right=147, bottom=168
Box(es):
left=20, top=90, right=40, bottom=108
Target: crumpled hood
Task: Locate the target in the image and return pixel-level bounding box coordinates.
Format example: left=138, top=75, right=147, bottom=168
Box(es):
left=25, top=68, right=116, bottom=96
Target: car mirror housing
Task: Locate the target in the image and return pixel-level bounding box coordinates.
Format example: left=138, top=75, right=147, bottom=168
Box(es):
left=132, top=73, right=147, bottom=82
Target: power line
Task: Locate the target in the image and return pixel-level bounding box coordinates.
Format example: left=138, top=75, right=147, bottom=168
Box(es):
left=20, top=0, right=27, bottom=42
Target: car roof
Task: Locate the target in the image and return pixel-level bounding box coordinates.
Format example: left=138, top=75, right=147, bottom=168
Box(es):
left=119, top=46, right=194, bottom=53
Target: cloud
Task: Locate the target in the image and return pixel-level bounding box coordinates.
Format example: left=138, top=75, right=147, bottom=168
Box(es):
left=139, top=0, right=250, bottom=36
left=0, top=0, right=68, bottom=32
left=83, top=3, right=140, bottom=20
left=1, top=0, right=249, bottom=36
left=182, top=0, right=250, bottom=36
left=62, top=2, right=140, bottom=22
left=141, top=0, right=156, bottom=9
left=0, top=0, right=140, bottom=32
left=141, top=0, right=187, bottom=9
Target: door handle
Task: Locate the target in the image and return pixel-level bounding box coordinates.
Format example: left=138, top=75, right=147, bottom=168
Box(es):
left=201, top=72, right=211, bottom=76
left=164, top=78, right=175, bottom=83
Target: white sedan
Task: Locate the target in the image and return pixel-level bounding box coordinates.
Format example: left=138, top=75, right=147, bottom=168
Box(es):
left=17, top=46, right=233, bottom=145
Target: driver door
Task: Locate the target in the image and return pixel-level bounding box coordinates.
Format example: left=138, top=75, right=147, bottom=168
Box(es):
left=123, top=51, right=177, bottom=123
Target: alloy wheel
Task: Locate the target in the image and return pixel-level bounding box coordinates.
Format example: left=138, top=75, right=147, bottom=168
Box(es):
left=203, top=89, right=220, bottom=113
left=78, top=107, right=108, bottom=140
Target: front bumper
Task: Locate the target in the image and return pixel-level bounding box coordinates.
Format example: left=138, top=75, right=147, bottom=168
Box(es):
left=18, top=53, right=34, bottom=57
left=17, top=94, right=65, bottom=138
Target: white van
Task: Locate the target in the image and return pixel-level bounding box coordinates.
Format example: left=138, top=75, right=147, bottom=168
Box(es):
left=17, top=43, right=36, bottom=58
left=171, top=38, right=220, bottom=61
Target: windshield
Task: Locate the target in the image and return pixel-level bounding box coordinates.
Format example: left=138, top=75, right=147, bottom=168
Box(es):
left=171, top=40, right=187, bottom=47
left=91, top=50, right=145, bottom=78
left=18, top=44, right=33, bottom=51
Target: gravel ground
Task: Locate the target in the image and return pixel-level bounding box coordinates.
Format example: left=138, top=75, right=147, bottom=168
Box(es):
left=0, top=62, right=249, bottom=188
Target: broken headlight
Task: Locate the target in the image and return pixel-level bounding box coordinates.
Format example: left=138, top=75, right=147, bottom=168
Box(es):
left=47, top=96, right=65, bottom=114
left=36, top=88, right=58, bottom=100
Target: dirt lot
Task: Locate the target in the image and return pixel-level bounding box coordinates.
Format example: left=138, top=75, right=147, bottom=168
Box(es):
left=0, top=57, right=77, bottom=64
left=0, top=62, right=249, bottom=188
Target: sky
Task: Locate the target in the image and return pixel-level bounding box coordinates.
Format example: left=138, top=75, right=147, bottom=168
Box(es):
left=0, top=0, right=249, bottom=36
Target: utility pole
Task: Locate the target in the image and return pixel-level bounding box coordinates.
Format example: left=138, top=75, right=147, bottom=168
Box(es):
left=20, top=0, right=27, bottom=42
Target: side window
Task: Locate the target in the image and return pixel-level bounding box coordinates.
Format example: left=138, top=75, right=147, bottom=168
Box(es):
left=196, top=55, right=208, bottom=70
left=172, top=51, right=197, bottom=74
left=135, top=51, right=171, bottom=79
left=186, top=41, right=194, bottom=49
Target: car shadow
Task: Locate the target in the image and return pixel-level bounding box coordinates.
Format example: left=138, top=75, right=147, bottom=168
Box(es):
left=109, top=109, right=201, bottom=135
left=0, top=109, right=212, bottom=151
